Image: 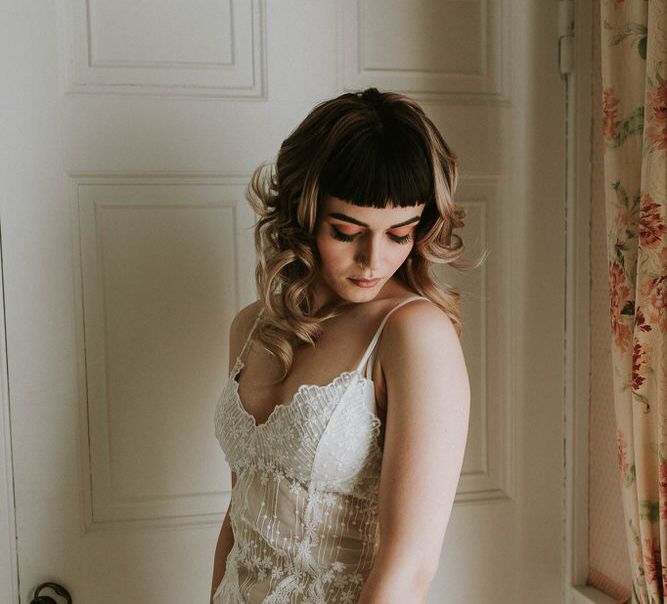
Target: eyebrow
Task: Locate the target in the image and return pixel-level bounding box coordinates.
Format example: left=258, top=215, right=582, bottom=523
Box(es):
left=328, top=212, right=421, bottom=229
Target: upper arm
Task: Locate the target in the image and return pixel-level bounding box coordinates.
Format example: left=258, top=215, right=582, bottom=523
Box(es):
left=374, top=301, right=471, bottom=579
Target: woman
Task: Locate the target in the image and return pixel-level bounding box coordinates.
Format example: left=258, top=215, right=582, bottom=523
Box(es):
left=211, top=87, right=481, bottom=604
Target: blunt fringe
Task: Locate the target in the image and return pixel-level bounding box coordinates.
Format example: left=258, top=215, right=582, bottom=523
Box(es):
left=245, top=87, right=487, bottom=380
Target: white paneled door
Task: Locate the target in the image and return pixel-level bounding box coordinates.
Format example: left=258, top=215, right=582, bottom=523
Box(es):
left=1, top=1, right=566, bottom=602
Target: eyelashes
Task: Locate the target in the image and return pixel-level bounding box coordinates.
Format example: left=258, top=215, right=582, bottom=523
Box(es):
left=330, top=226, right=413, bottom=245
left=388, top=233, right=413, bottom=245
left=330, top=227, right=356, bottom=242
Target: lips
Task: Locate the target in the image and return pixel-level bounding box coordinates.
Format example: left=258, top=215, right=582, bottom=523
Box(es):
left=349, top=277, right=381, bottom=288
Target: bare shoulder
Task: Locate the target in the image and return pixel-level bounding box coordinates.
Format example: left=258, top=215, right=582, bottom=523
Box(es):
left=230, top=300, right=263, bottom=335
left=378, top=298, right=464, bottom=384
left=377, top=297, right=469, bottom=420
left=383, top=298, right=458, bottom=349
left=228, top=300, right=263, bottom=364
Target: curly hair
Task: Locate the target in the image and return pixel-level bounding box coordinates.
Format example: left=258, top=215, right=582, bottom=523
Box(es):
left=245, top=87, right=487, bottom=380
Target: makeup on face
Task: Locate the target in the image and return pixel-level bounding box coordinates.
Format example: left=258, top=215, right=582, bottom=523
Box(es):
left=327, top=212, right=421, bottom=246
left=313, top=196, right=425, bottom=306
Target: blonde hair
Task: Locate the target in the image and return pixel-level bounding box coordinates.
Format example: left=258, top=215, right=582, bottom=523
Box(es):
left=246, top=88, right=487, bottom=379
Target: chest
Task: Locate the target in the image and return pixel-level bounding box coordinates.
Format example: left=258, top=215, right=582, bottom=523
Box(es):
left=214, top=365, right=384, bottom=496
left=234, top=335, right=387, bottom=427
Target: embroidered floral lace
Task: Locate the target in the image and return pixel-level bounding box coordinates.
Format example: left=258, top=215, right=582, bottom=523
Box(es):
left=213, top=296, right=427, bottom=603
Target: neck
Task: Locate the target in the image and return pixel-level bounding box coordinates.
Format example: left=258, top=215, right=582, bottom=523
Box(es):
left=310, top=280, right=345, bottom=315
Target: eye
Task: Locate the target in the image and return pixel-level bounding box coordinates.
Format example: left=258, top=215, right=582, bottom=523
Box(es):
left=388, top=227, right=415, bottom=245
left=330, top=226, right=359, bottom=242
left=388, top=232, right=413, bottom=245
left=329, top=224, right=415, bottom=244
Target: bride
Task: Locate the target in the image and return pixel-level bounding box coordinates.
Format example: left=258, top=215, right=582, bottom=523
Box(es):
left=211, top=87, right=479, bottom=604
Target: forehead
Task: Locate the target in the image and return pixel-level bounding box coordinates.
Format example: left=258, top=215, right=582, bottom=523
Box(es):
left=320, top=195, right=425, bottom=226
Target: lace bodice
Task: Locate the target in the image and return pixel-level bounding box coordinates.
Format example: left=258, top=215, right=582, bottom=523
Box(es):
left=212, top=296, right=427, bottom=603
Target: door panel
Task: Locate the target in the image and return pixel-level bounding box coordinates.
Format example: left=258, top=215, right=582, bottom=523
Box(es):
left=2, top=1, right=565, bottom=602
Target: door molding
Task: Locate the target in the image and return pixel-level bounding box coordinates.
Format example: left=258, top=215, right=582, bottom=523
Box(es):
left=564, top=1, right=619, bottom=603
left=0, top=215, right=19, bottom=603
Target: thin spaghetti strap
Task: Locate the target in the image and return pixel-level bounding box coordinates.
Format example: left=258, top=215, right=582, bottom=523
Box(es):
left=356, top=295, right=429, bottom=379
left=238, top=307, right=264, bottom=364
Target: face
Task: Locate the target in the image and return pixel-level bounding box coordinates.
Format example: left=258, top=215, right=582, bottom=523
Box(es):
left=313, top=195, right=425, bottom=306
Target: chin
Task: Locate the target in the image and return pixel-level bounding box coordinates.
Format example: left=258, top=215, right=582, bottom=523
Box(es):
left=318, top=275, right=385, bottom=305
left=344, top=292, right=376, bottom=304
left=339, top=281, right=382, bottom=302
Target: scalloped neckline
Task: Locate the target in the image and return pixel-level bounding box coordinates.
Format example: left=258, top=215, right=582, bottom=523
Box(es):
left=229, top=356, right=373, bottom=429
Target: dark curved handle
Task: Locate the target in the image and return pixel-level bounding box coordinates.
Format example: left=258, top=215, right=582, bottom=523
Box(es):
left=30, top=582, right=72, bottom=604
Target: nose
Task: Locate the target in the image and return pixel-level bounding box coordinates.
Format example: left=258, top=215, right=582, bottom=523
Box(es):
left=356, top=235, right=382, bottom=273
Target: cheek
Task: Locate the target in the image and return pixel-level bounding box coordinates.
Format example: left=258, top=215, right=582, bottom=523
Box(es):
left=315, top=235, right=347, bottom=271
left=389, top=243, right=414, bottom=269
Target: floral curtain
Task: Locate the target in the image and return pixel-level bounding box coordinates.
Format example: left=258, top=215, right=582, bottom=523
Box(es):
left=601, top=0, right=667, bottom=602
